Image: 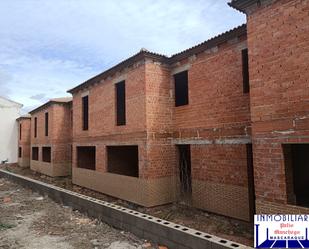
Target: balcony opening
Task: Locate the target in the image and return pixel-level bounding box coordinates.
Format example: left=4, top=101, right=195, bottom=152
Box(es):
left=32, top=147, right=39, bottom=161
left=77, top=146, right=95, bottom=170
left=42, top=147, right=51, bottom=163
left=283, top=144, right=309, bottom=208
left=107, top=146, right=138, bottom=177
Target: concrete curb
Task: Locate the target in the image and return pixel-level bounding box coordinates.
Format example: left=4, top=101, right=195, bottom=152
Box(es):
left=0, top=169, right=253, bottom=249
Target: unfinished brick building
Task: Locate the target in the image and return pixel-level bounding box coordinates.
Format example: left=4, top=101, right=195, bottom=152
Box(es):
left=68, top=24, right=253, bottom=221
left=17, top=0, right=308, bottom=222
left=17, top=115, right=31, bottom=167
left=29, top=98, right=72, bottom=177
left=229, top=0, right=309, bottom=215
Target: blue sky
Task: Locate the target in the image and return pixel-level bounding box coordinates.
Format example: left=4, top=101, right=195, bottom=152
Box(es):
left=0, top=0, right=245, bottom=113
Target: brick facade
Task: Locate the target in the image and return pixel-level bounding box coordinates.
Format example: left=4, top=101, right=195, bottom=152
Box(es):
left=18, top=0, right=309, bottom=222
left=29, top=98, right=72, bottom=177
left=230, top=0, right=309, bottom=215
left=17, top=116, right=31, bottom=167
left=68, top=26, right=253, bottom=221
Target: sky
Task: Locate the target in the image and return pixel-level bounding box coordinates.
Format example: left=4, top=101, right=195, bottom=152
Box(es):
left=0, top=0, right=245, bottom=113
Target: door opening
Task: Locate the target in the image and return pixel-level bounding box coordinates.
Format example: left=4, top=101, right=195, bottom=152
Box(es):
left=178, top=145, right=192, bottom=202
left=246, top=144, right=256, bottom=221
left=284, top=144, right=309, bottom=208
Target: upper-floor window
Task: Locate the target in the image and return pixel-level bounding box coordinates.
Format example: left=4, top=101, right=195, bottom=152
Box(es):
left=82, top=95, right=89, bottom=130
left=45, top=112, right=49, bottom=136
left=242, top=48, right=250, bottom=93
left=19, top=123, right=22, bottom=140
left=34, top=117, right=37, bottom=138
left=174, top=71, right=189, bottom=107
left=116, top=81, right=126, bottom=126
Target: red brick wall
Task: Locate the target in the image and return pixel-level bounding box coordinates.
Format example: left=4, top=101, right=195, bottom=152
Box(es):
left=246, top=0, right=309, bottom=211
left=143, top=61, right=176, bottom=179
left=30, top=102, right=72, bottom=164
left=31, top=106, right=53, bottom=145
left=169, top=34, right=252, bottom=220
left=191, top=144, right=248, bottom=186
left=18, top=118, right=31, bottom=159
left=72, top=61, right=176, bottom=179
left=172, top=34, right=251, bottom=139
left=72, top=63, right=147, bottom=140
left=145, top=61, right=173, bottom=133
left=70, top=37, right=254, bottom=218
left=191, top=144, right=251, bottom=220
left=52, top=103, right=72, bottom=144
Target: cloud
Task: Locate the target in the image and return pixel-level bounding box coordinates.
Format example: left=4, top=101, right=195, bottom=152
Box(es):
left=30, top=93, right=47, bottom=101
left=0, top=70, right=12, bottom=97
left=0, top=0, right=245, bottom=111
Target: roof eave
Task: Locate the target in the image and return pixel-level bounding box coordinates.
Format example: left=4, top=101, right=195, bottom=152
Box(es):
left=169, top=24, right=247, bottom=64
left=29, top=100, right=71, bottom=115
left=16, top=116, right=31, bottom=121
left=228, top=0, right=261, bottom=14
left=67, top=51, right=168, bottom=94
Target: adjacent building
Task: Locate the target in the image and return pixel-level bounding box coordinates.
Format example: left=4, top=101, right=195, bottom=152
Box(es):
left=17, top=114, right=31, bottom=167
left=229, top=0, right=309, bottom=215
left=0, top=96, right=23, bottom=164
left=29, top=98, right=72, bottom=177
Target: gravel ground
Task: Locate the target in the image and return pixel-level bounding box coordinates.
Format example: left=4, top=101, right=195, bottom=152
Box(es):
left=2, top=164, right=254, bottom=246
left=0, top=177, right=160, bottom=249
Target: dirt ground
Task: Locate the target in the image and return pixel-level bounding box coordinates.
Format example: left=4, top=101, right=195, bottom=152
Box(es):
left=2, top=165, right=254, bottom=246
left=0, top=177, right=162, bottom=249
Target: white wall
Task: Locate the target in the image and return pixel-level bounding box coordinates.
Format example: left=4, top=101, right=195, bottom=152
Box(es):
left=0, top=97, right=22, bottom=163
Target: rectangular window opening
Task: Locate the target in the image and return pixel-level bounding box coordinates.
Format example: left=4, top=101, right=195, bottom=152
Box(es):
left=18, top=147, right=22, bottom=158
left=116, top=81, right=126, bottom=126
left=32, top=147, right=39, bottom=161
left=107, top=146, right=138, bottom=177
left=19, top=123, right=22, bottom=140
left=242, top=48, right=250, bottom=93
left=34, top=117, right=37, bottom=138
left=283, top=144, right=309, bottom=208
left=45, top=112, right=49, bottom=136
left=174, top=71, right=189, bottom=107
left=82, top=95, right=89, bottom=130
left=42, top=147, right=51, bottom=163
left=77, top=146, right=95, bottom=170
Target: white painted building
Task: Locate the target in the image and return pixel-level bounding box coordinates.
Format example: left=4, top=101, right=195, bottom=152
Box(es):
left=0, top=96, right=23, bottom=163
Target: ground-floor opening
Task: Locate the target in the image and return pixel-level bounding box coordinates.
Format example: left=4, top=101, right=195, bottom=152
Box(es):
left=18, top=147, right=22, bottom=158
left=177, top=145, right=192, bottom=201
left=32, top=147, right=39, bottom=161
left=246, top=144, right=255, bottom=221
left=77, top=146, right=96, bottom=170
left=107, top=146, right=138, bottom=177
left=283, top=144, right=309, bottom=208
left=42, top=147, right=51, bottom=163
